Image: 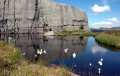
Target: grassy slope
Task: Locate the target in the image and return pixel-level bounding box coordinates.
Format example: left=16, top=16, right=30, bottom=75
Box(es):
left=0, top=41, right=70, bottom=76
left=95, top=30, right=120, bottom=49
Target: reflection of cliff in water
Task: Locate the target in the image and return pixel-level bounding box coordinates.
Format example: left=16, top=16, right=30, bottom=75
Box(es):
left=0, top=34, right=88, bottom=63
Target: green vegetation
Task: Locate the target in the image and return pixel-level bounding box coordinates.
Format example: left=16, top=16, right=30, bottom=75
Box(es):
left=105, top=30, right=120, bottom=36
left=95, top=30, right=120, bottom=49
left=57, top=30, right=96, bottom=36
left=0, top=41, right=70, bottom=76
left=79, top=25, right=85, bottom=30
left=58, top=30, right=120, bottom=49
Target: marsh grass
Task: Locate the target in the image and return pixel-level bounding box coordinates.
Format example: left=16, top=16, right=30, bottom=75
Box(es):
left=105, top=30, right=120, bottom=36
left=95, top=33, right=120, bottom=49
left=58, top=30, right=96, bottom=36
left=0, top=41, right=70, bottom=76
left=58, top=30, right=72, bottom=35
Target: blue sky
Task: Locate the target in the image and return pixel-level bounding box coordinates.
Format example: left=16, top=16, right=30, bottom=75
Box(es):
left=53, top=0, right=120, bottom=28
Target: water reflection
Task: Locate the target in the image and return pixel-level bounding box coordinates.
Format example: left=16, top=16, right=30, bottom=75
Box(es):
left=0, top=34, right=88, bottom=63
left=96, top=41, right=120, bottom=51
left=91, top=45, right=107, bottom=54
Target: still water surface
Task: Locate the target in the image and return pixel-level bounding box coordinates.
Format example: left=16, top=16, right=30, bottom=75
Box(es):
left=1, top=34, right=120, bottom=76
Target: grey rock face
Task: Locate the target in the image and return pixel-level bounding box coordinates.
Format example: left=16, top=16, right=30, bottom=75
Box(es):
left=0, top=0, right=90, bottom=33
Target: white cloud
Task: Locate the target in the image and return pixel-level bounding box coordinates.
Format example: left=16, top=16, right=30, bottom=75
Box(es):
left=91, top=46, right=107, bottom=54
left=108, top=17, right=118, bottom=22
left=91, top=4, right=111, bottom=13
left=92, top=21, right=112, bottom=25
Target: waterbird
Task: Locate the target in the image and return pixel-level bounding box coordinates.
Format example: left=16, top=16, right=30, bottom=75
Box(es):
left=72, top=53, right=76, bottom=58
left=64, top=48, right=68, bottom=53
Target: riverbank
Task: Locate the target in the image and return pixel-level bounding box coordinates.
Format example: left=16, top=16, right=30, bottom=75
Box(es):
left=0, top=41, right=71, bottom=76
left=57, top=30, right=120, bottom=49
left=95, top=30, right=120, bottom=49
left=57, top=30, right=96, bottom=36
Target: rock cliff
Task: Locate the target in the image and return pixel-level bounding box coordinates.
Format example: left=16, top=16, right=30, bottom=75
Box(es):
left=0, top=0, right=90, bottom=33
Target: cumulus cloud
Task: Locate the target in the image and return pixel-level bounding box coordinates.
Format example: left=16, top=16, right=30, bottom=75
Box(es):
left=91, top=4, right=111, bottom=13
left=92, top=21, right=112, bottom=25
left=91, top=46, right=107, bottom=54
left=108, top=17, right=118, bottom=22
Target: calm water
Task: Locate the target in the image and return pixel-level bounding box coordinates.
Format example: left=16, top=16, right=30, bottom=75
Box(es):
left=1, top=34, right=120, bottom=76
